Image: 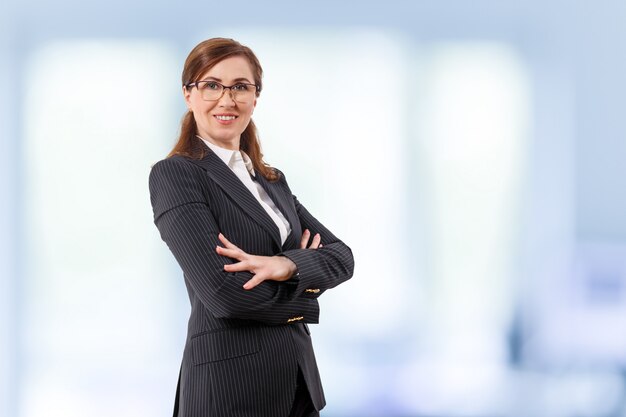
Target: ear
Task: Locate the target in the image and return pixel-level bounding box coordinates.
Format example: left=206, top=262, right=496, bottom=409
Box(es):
left=183, top=85, right=192, bottom=110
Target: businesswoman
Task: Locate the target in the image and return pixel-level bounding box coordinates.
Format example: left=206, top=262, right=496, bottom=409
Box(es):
left=149, top=38, right=354, bottom=417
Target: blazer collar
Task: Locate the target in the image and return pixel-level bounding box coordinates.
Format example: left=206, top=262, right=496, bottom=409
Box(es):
left=184, top=142, right=296, bottom=250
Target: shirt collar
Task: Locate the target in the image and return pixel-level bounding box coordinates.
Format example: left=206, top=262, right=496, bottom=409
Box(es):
left=198, top=136, right=255, bottom=176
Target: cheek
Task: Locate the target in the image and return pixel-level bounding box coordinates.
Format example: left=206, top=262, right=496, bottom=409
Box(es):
left=192, top=102, right=215, bottom=118
left=242, top=104, right=255, bottom=117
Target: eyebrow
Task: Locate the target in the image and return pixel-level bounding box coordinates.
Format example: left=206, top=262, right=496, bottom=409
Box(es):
left=203, top=76, right=253, bottom=83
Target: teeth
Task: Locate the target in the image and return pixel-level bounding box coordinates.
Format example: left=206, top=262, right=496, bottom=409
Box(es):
left=216, top=115, right=236, bottom=121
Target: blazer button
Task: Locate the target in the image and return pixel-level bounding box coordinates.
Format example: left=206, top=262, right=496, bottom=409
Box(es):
left=287, top=316, right=304, bottom=323
left=304, top=288, right=320, bottom=294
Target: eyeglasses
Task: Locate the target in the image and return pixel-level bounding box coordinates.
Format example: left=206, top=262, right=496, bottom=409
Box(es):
left=185, top=80, right=259, bottom=103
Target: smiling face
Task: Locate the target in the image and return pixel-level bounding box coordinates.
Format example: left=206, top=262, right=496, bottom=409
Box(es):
left=184, top=55, right=257, bottom=150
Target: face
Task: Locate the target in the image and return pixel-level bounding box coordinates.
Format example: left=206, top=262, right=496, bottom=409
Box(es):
left=184, top=55, right=257, bottom=150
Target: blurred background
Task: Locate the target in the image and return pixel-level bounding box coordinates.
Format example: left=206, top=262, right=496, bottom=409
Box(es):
left=2, top=0, right=626, bottom=416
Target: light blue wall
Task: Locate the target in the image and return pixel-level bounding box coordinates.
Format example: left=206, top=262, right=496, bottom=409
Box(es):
left=1, top=1, right=20, bottom=417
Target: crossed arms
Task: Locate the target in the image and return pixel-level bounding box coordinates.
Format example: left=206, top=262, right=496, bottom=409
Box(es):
left=149, top=157, right=354, bottom=325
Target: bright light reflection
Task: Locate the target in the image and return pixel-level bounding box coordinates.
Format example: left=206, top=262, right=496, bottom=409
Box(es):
left=406, top=43, right=530, bottom=415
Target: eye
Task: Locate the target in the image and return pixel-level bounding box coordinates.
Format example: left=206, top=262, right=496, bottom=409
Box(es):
left=231, top=83, right=250, bottom=92
left=201, top=81, right=221, bottom=91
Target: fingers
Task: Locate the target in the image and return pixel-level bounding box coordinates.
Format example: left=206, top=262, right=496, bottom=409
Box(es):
left=240, top=257, right=294, bottom=289
left=300, top=229, right=311, bottom=249
left=223, top=261, right=251, bottom=272
left=216, top=245, right=244, bottom=260
left=300, top=229, right=322, bottom=250
left=218, top=231, right=321, bottom=290
left=216, top=233, right=248, bottom=261
left=243, top=273, right=267, bottom=290
left=218, top=233, right=238, bottom=249
left=309, top=233, right=321, bottom=249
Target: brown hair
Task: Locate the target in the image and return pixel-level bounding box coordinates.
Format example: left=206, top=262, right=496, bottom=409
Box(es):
left=168, top=38, right=278, bottom=181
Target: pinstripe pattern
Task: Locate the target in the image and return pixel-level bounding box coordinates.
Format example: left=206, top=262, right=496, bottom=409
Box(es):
left=288, top=368, right=318, bottom=417
left=149, top=143, right=354, bottom=417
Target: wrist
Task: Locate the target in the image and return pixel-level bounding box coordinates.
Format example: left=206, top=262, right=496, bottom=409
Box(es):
left=284, top=257, right=297, bottom=277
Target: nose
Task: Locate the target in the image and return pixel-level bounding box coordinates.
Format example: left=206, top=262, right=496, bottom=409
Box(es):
left=217, top=87, right=236, bottom=106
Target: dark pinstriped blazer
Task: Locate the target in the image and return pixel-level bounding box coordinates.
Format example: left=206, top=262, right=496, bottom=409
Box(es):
left=149, top=143, right=354, bottom=417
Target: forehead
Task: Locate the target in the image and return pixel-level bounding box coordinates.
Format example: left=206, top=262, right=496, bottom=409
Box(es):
left=200, top=56, right=255, bottom=82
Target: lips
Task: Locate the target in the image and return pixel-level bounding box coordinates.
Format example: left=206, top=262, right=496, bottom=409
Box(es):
left=214, top=114, right=238, bottom=121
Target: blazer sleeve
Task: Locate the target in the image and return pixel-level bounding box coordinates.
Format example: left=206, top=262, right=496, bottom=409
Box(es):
left=149, top=157, right=319, bottom=325
left=278, top=175, right=355, bottom=299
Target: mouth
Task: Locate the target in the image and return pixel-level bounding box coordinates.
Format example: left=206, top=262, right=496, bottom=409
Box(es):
left=214, top=114, right=238, bottom=121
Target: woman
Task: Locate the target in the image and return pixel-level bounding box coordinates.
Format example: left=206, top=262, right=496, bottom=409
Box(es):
left=149, top=38, right=354, bottom=417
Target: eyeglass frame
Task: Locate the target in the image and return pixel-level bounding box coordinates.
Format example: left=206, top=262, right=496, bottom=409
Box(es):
left=184, top=80, right=261, bottom=102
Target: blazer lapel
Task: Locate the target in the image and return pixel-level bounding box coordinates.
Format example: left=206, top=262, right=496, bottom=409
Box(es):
left=185, top=149, right=283, bottom=249
left=255, top=172, right=301, bottom=250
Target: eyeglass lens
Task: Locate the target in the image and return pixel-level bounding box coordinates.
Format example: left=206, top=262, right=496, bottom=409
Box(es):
left=198, top=82, right=255, bottom=103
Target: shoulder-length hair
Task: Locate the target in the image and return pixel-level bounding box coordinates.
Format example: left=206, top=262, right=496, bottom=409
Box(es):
left=168, top=37, right=278, bottom=181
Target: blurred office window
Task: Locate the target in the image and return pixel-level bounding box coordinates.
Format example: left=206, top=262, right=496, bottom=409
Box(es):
left=398, top=43, right=530, bottom=416
left=20, top=41, right=181, bottom=417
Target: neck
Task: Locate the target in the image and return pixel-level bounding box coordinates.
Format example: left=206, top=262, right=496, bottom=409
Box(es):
left=196, top=134, right=239, bottom=151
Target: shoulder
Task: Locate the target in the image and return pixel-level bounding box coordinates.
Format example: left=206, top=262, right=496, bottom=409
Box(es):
left=149, top=155, right=208, bottom=196
left=149, top=156, right=208, bottom=215
left=151, top=155, right=202, bottom=176
left=150, top=155, right=206, bottom=184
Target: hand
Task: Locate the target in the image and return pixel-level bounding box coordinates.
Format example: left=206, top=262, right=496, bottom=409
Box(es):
left=300, top=229, right=322, bottom=249
left=216, top=234, right=297, bottom=290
